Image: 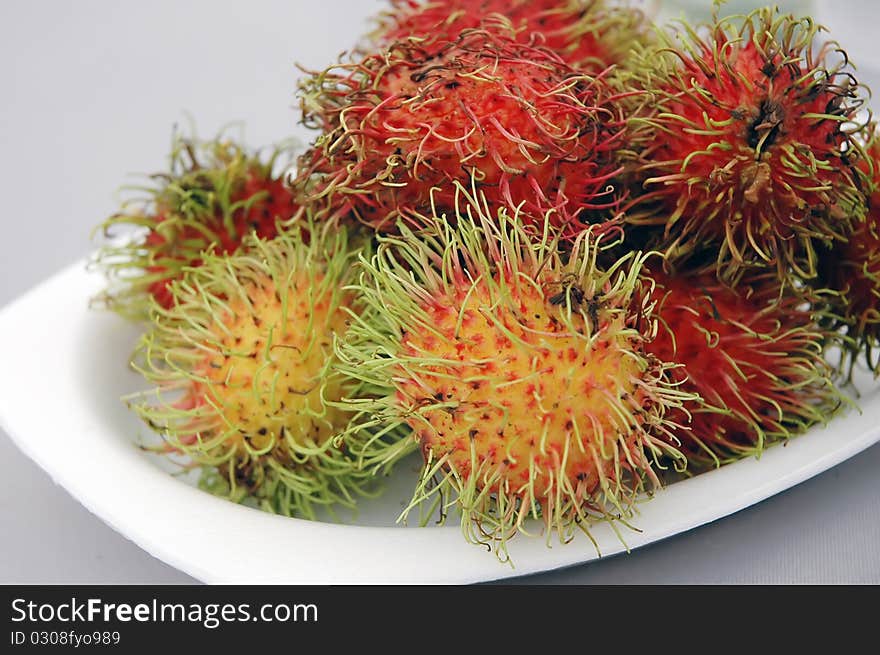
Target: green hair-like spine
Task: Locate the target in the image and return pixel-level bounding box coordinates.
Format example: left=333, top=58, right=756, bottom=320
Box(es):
left=335, top=183, right=697, bottom=561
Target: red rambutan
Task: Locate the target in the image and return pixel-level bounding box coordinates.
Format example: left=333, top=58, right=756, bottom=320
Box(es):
left=646, top=267, right=840, bottom=464
left=625, top=7, right=868, bottom=278
left=94, top=134, right=300, bottom=319
left=294, top=29, right=627, bottom=236
left=372, top=0, right=650, bottom=74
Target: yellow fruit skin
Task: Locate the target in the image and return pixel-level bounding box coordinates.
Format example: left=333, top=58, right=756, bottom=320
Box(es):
left=195, top=273, right=352, bottom=454
left=398, top=277, right=645, bottom=501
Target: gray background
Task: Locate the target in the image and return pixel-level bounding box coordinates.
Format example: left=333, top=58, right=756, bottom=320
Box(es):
left=0, top=0, right=877, bottom=584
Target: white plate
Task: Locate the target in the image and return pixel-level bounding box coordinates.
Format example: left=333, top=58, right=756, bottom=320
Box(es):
left=1, top=261, right=879, bottom=584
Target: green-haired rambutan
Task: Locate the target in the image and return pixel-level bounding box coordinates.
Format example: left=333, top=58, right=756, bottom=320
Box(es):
left=372, top=0, right=650, bottom=74
left=126, top=223, right=403, bottom=519
left=646, top=267, right=841, bottom=465
left=295, top=29, right=626, bottom=237
left=335, top=184, right=694, bottom=560
left=623, top=7, right=868, bottom=279
left=93, top=134, right=300, bottom=319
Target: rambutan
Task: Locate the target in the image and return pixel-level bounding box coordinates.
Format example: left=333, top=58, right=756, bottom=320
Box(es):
left=818, top=130, right=880, bottom=375
left=335, top=185, right=693, bottom=559
left=646, top=267, right=840, bottom=465
left=94, top=134, right=299, bottom=319
left=126, top=224, right=402, bottom=518
left=372, top=0, right=650, bottom=74
left=624, top=7, right=867, bottom=278
left=295, top=29, right=626, bottom=236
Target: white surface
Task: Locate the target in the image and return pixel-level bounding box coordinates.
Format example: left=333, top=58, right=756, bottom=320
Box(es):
left=1, top=262, right=879, bottom=584
left=0, top=0, right=878, bottom=585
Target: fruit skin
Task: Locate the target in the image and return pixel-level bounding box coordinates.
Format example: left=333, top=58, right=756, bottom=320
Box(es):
left=295, top=29, right=627, bottom=237
left=372, top=0, right=650, bottom=74
left=93, top=133, right=300, bottom=320
left=335, top=183, right=694, bottom=560
left=126, top=223, right=406, bottom=519
left=818, top=130, right=880, bottom=377
left=646, top=266, right=841, bottom=465
left=622, top=7, right=868, bottom=280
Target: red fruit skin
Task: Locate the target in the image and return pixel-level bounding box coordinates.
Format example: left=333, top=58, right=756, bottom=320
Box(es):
left=629, top=10, right=867, bottom=276
left=375, top=0, right=647, bottom=73
left=297, top=30, right=626, bottom=236
left=145, top=172, right=295, bottom=309
left=647, top=269, right=835, bottom=462
left=819, top=135, right=880, bottom=368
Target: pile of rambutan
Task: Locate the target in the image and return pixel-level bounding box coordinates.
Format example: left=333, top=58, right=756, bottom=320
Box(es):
left=91, top=1, right=880, bottom=563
